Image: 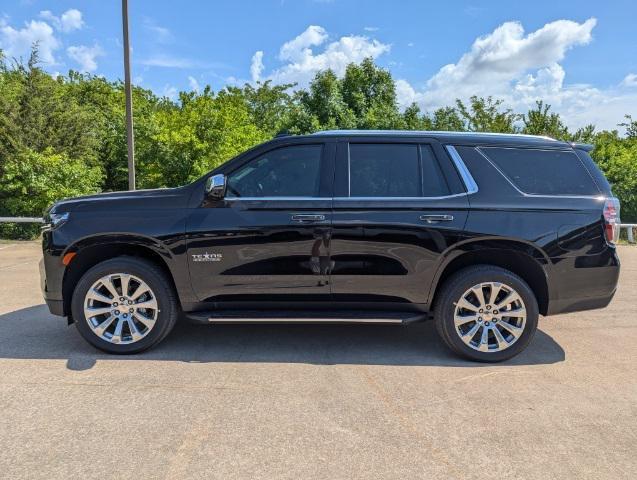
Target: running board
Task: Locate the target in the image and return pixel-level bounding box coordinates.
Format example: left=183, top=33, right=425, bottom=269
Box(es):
left=185, top=310, right=428, bottom=325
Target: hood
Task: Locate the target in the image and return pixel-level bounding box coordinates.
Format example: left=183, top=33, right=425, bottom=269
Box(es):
left=49, top=186, right=192, bottom=213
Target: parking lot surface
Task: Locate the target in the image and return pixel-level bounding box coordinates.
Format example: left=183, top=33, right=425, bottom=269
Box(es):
left=0, top=241, right=635, bottom=479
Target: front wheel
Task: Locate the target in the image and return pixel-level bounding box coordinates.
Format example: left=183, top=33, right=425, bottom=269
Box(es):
left=71, top=257, right=179, bottom=354
left=434, top=265, right=539, bottom=362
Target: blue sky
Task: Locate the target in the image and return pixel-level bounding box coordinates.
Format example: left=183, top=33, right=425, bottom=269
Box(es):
left=2, top=0, right=636, bottom=129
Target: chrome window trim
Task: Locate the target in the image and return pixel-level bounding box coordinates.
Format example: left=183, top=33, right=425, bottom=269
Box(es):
left=225, top=196, right=327, bottom=201
left=445, top=145, right=479, bottom=194
left=333, top=193, right=469, bottom=201
left=226, top=194, right=471, bottom=202
left=474, top=147, right=605, bottom=200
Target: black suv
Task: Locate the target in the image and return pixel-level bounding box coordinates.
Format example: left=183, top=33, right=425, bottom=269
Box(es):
left=40, top=130, right=621, bottom=361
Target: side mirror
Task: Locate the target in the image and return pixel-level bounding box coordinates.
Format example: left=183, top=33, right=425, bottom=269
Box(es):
left=205, top=174, right=226, bottom=200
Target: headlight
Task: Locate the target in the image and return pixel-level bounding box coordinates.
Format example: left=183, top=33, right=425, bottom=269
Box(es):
left=46, top=212, right=70, bottom=230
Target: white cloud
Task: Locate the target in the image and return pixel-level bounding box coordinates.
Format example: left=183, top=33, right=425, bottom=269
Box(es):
left=67, top=44, right=103, bottom=72
left=161, top=84, right=178, bottom=100
left=621, top=73, right=637, bottom=88
left=392, top=18, right=637, bottom=130
left=394, top=79, right=425, bottom=106
left=188, top=75, right=200, bottom=92
left=141, top=55, right=195, bottom=68
left=140, top=55, right=227, bottom=70
left=250, top=50, right=264, bottom=82
left=364, top=26, right=379, bottom=32
left=256, top=25, right=390, bottom=87
left=278, top=25, right=328, bottom=63
left=142, top=18, right=173, bottom=44
left=0, top=18, right=60, bottom=64
left=423, top=18, right=596, bottom=102
left=39, top=9, right=84, bottom=33
left=0, top=9, right=85, bottom=66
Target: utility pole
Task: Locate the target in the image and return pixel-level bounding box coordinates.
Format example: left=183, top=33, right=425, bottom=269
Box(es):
left=122, top=0, right=135, bottom=190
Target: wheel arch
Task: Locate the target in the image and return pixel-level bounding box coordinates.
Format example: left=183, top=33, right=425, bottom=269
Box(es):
left=61, top=235, right=181, bottom=319
left=428, top=239, right=551, bottom=315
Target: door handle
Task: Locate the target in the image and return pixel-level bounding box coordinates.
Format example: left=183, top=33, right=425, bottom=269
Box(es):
left=291, top=214, right=326, bottom=223
left=419, top=214, right=454, bottom=223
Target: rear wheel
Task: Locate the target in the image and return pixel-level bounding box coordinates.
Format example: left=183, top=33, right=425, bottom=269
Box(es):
left=434, top=265, right=539, bottom=362
left=71, top=257, right=178, bottom=354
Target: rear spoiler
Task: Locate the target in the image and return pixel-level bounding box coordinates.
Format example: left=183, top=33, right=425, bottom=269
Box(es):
left=570, top=142, right=594, bottom=152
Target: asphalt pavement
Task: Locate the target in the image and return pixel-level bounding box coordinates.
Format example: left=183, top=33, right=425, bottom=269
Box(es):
left=0, top=241, right=635, bottom=479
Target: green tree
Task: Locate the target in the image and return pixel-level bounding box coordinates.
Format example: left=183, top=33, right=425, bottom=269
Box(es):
left=0, top=148, right=102, bottom=238
left=620, top=115, right=637, bottom=139
left=401, top=103, right=432, bottom=130
left=590, top=131, right=637, bottom=221
left=429, top=106, right=465, bottom=131
left=522, top=101, right=569, bottom=139
left=456, top=96, right=520, bottom=133
left=570, top=124, right=596, bottom=144
left=296, top=69, right=356, bottom=131
left=341, top=58, right=401, bottom=129
left=146, top=87, right=267, bottom=187
left=240, top=81, right=295, bottom=136
left=1, top=50, right=636, bottom=236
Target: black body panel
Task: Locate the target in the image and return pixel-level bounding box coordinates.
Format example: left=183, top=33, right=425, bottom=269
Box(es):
left=186, top=198, right=332, bottom=303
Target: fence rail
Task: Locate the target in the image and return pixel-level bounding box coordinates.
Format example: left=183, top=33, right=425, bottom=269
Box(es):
left=623, top=223, right=637, bottom=243
left=0, top=216, right=44, bottom=224
left=0, top=217, right=636, bottom=243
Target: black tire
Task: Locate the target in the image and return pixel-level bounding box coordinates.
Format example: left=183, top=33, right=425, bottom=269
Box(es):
left=71, top=256, right=179, bottom=354
left=434, top=265, right=539, bottom=362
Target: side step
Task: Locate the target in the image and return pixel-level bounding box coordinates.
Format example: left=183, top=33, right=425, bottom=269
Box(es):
left=185, top=310, right=428, bottom=325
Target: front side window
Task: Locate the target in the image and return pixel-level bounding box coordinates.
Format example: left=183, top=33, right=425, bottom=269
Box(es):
left=348, top=143, right=450, bottom=197
left=226, top=145, right=322, bottom=198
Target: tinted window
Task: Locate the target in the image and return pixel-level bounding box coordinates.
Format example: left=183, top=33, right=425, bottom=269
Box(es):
left=574, top=149, right=612, bottom=195
left=349, top=143, right=449, bottom=197
left=481, top=147, right=599, bottom=196
left=227, top=145, right=322, bottom=197
left=421, top=145, right=450, bottom=196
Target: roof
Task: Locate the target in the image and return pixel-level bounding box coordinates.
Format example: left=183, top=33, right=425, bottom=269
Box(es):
left=310, top=129, right=571, bottom=148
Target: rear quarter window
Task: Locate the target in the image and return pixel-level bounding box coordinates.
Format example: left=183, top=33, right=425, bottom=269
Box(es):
left=480, top=147, right=600, bottom=196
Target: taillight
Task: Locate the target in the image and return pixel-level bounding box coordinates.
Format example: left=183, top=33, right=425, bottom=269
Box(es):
left=603, top=197, right=621, bottom=244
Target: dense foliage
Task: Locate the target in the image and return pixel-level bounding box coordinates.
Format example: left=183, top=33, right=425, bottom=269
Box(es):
left=1, top=52, right=636, bottom=238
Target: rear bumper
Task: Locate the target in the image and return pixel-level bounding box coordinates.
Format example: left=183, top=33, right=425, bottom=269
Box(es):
left=546, top=289, right=617, bottom=316
left=546, top=247, right=620, bottom=316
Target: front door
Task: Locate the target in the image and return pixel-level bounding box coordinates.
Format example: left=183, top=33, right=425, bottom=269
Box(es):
left=330, top=139, right=469, bottom=305
left=186, top=142, right=335, bottom=305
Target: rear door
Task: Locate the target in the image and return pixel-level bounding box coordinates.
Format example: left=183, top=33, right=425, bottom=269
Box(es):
left=186, top=140, right=335, bottom=304
left=329, top=137, right=469, bottom=305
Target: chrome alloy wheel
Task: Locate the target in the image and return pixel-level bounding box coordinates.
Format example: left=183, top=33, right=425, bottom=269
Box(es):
left=83, top=273, right=159, bottom=344
left=453, top=282, right=527, bottom=353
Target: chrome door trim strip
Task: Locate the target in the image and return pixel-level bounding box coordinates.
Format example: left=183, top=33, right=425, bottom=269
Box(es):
left=225, top=196, right=328, bottom=201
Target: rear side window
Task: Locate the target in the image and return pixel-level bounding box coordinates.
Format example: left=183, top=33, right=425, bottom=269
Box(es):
left=481, top=147, right=599, bottom=196
left=348, top=143, right=450, bottom=197
left=574, top=149, right=612, bottom=195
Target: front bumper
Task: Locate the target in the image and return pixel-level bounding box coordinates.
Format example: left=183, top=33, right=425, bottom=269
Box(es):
left=44, top=298, right=65, bottom=316
left=39, top=238, right=67, bottom=317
